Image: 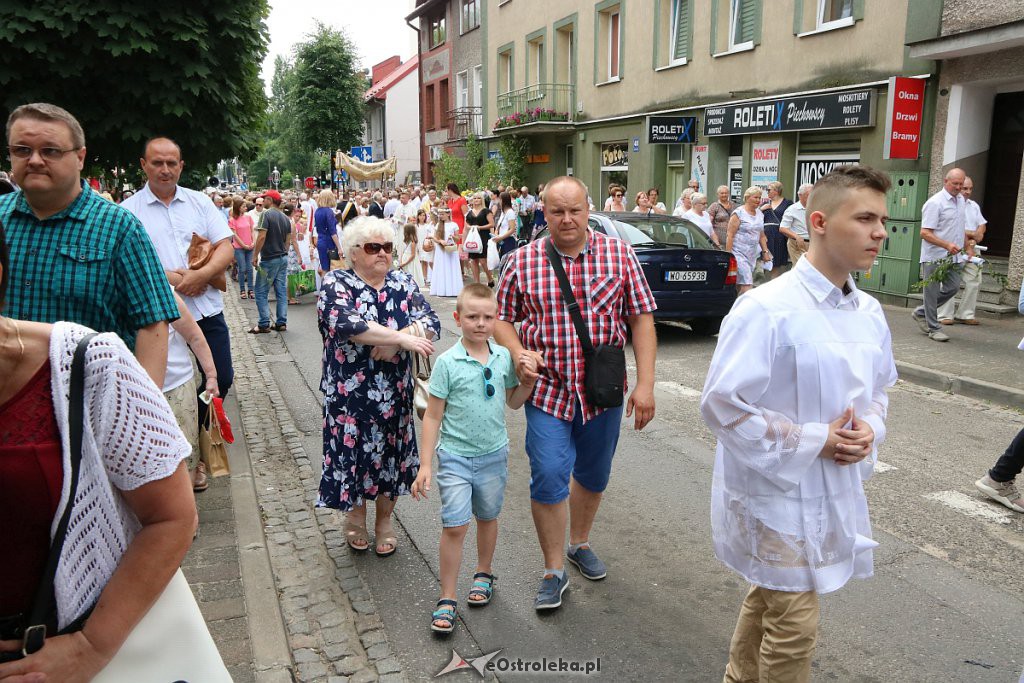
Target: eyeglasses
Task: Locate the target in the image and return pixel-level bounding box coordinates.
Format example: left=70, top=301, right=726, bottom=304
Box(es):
left=613, top=193, right=623, bottom=198
left=9, top=145, right=80, bottom=162
left=481, top=366, right=496, bottom=399
left=361, top=242, right=394, bottom=255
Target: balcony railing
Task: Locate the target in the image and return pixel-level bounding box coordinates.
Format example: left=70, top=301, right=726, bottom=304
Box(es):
left=494, top=83, right=575, bottom=131
left=446, top=106, right=483, bottom=141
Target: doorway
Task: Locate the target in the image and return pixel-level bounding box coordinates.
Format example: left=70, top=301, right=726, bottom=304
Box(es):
left=982, top=91, right=1024, bottom=257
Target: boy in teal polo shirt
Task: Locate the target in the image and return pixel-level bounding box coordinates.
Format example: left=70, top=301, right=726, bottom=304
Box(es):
left=412, top=283, right=537, bottom=634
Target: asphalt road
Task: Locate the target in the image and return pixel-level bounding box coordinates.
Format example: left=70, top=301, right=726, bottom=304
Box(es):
left=243, top=291, right=1024, bottom=683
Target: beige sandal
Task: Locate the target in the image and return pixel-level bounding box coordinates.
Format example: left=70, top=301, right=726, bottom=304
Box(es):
left=344, top=518, right=369, bottom=551
left=375, top=523, right=398, bottom=557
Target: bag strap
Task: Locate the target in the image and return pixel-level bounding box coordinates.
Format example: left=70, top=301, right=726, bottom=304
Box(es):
left=23, top=332, right=97, bottom=654
left=543, top=238, right=595, bottom=355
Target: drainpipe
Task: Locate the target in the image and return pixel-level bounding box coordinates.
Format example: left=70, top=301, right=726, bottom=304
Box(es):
left=406, top=16, right=426, bottom=185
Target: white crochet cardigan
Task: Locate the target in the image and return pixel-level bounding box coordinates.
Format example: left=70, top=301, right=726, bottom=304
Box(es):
left=47, top=322, right=191, bottom=629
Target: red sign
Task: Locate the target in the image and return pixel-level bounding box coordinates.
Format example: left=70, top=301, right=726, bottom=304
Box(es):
left=883, top=77, right=925, bottom=160
left=304, top=176, right=316, bottom=190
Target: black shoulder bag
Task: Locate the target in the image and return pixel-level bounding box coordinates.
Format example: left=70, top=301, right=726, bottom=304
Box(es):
left=0, top=333, right=96, bottom=662
left=544, top=238, right=626, bottom=409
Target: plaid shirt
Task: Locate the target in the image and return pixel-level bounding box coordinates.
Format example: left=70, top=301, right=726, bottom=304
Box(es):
left=497, top=229, right=656, bottom=422
left=0, top=181, right=179, bottom=350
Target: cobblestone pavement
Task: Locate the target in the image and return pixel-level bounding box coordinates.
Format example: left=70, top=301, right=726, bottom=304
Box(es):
left=221, top=292, right=406, bottom=683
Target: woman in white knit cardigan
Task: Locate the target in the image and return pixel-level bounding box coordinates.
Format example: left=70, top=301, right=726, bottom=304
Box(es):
left=0, top=234, right=227, bottom=680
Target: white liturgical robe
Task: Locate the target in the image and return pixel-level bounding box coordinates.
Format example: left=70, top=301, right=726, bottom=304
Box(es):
left=700, top=257, right=897, bottom=594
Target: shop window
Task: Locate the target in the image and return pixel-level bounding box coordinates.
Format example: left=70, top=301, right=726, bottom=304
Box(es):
left=461, top=0, right=480, bottom=34
left=429, top=13, right=446, bottom=48
left=596, top=2, right=622, bottom=84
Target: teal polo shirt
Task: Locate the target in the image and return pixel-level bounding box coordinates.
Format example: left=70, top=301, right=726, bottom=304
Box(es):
left=430, top=339, right=519, bottom=457
left=0, top=181, right=178, bottom=350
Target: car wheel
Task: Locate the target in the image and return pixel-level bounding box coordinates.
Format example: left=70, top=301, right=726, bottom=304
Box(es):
left=688, top=317, right=722, bottom=335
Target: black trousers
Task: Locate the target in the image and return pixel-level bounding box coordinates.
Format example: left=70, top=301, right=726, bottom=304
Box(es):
left=990, top=427, right=1024, bottom=482
left=195, top=312, right=234, bottom=430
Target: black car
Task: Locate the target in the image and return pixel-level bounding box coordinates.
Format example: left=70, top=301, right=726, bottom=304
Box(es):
left=501, top=212, right=737, bottom=334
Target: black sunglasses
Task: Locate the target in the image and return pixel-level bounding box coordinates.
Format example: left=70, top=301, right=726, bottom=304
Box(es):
left=361, top=242, right=394, bottom=255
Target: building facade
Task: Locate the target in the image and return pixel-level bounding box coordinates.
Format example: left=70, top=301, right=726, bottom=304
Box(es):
left=482, top=0, right=947, bottom=301
left=910, top=1, right=1024, bottom=296
left=408, top=0, right=486, bottom=184
left=364, top=55, right=422, bottom=186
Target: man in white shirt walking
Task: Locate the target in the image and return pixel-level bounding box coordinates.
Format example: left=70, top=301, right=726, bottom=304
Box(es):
left=913, top=168, right=967, bottom=342
left=383, top=189, right=400, bottom=219
left=938, top=176, right=987, bottom=326
left=779, top=183, right=813, bottom=264
left=701, top=165, right=897, bottom=683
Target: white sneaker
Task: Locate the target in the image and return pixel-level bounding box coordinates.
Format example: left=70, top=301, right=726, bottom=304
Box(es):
left=928, top=330, right=950, bottom=342
left=975, top=475, right=1024, bottom=513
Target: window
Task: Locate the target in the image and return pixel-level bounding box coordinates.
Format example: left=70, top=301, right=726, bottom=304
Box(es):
left=429, top=14, right=446, bottom=48
left=595, top=2, right=622, bottom=84
left=528, top=37, right=545, bottom=86
left=438, top=78, right=450, bottom=129
left=656, top=0, right=691, bottom=68
left=566, top=144, right=574, bottom=176
left=670, top=0, right=691, bottom=63
left=424, top=83, right=436, bottom=129
left=667, top=144, right=686, bottom=163
left=472, top=65, right=483, bottom=135
left=729, top=0, right=756, bottom=50
left=461, top=0, right=480, bottom=33
left=498, top=49, right=514, bottom=94
left=555, top=22, right=576, bottom=85
left=817, top=0, right=853, bottom=28
left=456, top=71, right=469, bottom=109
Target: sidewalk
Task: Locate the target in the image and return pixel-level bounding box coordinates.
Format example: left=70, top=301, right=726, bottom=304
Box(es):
left=883, top=303, right=1024, bottom=409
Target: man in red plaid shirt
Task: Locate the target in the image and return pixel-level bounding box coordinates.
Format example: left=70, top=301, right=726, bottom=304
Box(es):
left=495, top=175, right=657, bottom=611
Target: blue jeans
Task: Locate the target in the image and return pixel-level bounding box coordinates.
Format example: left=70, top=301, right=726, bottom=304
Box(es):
left=255, top=255, right=288, bottom=327
left=436, top=446, right=509, bottom=527
left=234, top=248, right=254, bottom=292
left=195, top=312, right=234, bottom=430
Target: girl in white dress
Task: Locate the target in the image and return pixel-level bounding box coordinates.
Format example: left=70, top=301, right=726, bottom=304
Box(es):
left=416, top=209, right=433, bottom=284
left=429, top=208, right=463, bottom=297
left=399, top=222, right=424, bottom=287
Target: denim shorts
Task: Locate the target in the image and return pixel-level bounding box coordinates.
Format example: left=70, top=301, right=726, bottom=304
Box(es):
left=524, top=402, right=623, bottom=504
left=436, top=445, right=509, bottom=527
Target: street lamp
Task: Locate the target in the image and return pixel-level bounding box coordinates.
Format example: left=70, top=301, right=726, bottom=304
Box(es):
left=272, top=166, right=280, bottom=190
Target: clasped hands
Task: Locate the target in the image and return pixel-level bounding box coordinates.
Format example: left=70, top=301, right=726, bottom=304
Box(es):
left=821, top=407, right=875, bottom=466
left=370, top=329, right=434, bottom=362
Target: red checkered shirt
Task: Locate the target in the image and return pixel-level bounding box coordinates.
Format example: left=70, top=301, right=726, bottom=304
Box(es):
left=497, top=229, right=656, bottom=422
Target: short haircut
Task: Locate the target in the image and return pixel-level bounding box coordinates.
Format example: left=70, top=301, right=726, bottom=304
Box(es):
left=742, top=186, right=763, bottom=201
left=691, top=192, right=707, bottom=205
left=456, top=282, right=495, bottom=313
left=6, top=102, right=85, bottom=148
left=806, top=165, right=891, bottom=217
left=544, top=175, right=589, bottom=199
left=342, top=216, right=394, bottom=259
left=143, top=136, right=182, bottom=158
left=797, top=183, right=814, bottom=196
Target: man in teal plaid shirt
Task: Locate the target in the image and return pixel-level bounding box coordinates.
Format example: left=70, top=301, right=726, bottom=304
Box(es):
left=0, top=103, right=177, bottom=386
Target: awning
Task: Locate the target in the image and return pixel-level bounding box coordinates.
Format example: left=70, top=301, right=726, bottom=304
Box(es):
left=337, top=153, right=396, bottom=182
left=908, top=19, right=1024, bottom=60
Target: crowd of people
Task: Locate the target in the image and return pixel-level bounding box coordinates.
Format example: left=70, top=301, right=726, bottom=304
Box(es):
left=2, top=99, right=1023, bottom=683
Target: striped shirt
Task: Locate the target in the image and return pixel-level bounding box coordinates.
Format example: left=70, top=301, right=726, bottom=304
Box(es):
left=497, top=229, right=656, bottom=422
left=0, top=181, right=178, bottom=350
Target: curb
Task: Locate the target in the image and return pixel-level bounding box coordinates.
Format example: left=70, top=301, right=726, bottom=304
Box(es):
left=896, top=360, right=1024, bottom=411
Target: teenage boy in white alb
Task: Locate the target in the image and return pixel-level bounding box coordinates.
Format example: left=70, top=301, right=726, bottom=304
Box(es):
left=700, top=165, right=897, bottom=683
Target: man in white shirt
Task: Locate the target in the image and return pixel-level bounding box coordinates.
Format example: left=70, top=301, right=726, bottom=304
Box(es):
left=410, top=186, right=423, bottom=213
left=938, top=176, right=987, bottom=325
left=122, top=137, right=236, bottom=489
left=779, top=183, right=813, bottom=264
left=518, top=186, right=535, bottom=226
left=383, top=189, right=400, bottom=219
left=394, top=190, right=416, bottom=225
left=247, top=194, right=265, bottom=226
left=701, top=165, right=897, bottom=683
left=299, top=191, right=318, bottom=232
left=912, top=168, right=967, bottom=342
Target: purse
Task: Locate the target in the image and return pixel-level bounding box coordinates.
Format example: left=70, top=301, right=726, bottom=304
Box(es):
left=327, top=248, right=347, bottom=271
left=544, top=238, right=626, bottom=409
left=413, top=353, right=432, bottom=420
left=186, top=233, right=227, bottom=292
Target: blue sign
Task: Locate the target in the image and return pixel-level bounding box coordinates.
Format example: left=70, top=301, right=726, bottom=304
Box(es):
left=350, top=146, right=372, bottom=162
left=648, top=116, right=698, bottom=144
left=487, top=150, right=501, bottom=160
left=632, top=137, right=640, bottom=153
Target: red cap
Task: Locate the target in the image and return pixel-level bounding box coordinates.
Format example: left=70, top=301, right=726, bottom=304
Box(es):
left=261, top=189, right=282, bottom=202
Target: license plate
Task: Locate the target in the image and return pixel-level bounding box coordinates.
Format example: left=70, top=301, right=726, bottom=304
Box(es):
left=665, top=270, right=707, bottom=282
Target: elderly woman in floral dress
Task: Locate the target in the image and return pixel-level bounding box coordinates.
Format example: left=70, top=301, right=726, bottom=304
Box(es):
left=316, top=217, right=439, bottom=556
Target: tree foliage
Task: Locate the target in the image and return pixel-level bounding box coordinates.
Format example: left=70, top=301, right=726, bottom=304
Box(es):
left=0, top=3, right=270, bottom=179
left=433, top=135, right=529, bottom=191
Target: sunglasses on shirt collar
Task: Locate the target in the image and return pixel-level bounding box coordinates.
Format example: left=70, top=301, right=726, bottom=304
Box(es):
left=361, top=242, right=394, bottom=255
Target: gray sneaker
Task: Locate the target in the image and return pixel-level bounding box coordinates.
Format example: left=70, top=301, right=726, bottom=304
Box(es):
left=534, top=573, right=569, bottom=611
left=911, top=311, right=930, bottom=334
left=928, top=330, right=950, bottom=342
left=566, top=545, right=607, bottom=580
left=975, top=475, right=1024, bottom=513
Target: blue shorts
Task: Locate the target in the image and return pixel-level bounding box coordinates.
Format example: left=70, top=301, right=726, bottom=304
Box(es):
left=524, top=402, right=624, bottom=504
left=436, top=445, right=509, bottom=527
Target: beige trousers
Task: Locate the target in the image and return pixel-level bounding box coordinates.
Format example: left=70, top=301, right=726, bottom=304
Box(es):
left=723, top=585, right=820, bottom=683
left=164, top=377, right=200, bottom=470
left=787, top=238, right=809, bottom=265
left=937, top=261, right=982, bottom=321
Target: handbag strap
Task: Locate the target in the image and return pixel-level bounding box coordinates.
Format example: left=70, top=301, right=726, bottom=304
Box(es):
left=23, top=332, right=97, bottom=654
left=543, top=238, right=595, bottom=356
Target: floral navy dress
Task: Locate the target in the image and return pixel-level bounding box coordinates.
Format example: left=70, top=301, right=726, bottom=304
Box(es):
left=316, top=268, right=440, bottom=511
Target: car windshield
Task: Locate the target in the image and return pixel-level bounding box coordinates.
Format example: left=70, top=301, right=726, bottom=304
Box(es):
left=614, top=217, right=715, bottom=249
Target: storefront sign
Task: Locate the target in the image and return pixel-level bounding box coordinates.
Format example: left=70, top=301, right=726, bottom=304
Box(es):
left=751, top=140, right=780, bottom=189
left=648, top=116, right=698, bottom=144
left=601, top=142, right=629, bottom=169
left=703, top=90, right=875, bottom=136
left=691, top=145, right=708, bottom=194
left=883, top=77, right=926, bottom=160
left=797, top=155, right=860, bottom=186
